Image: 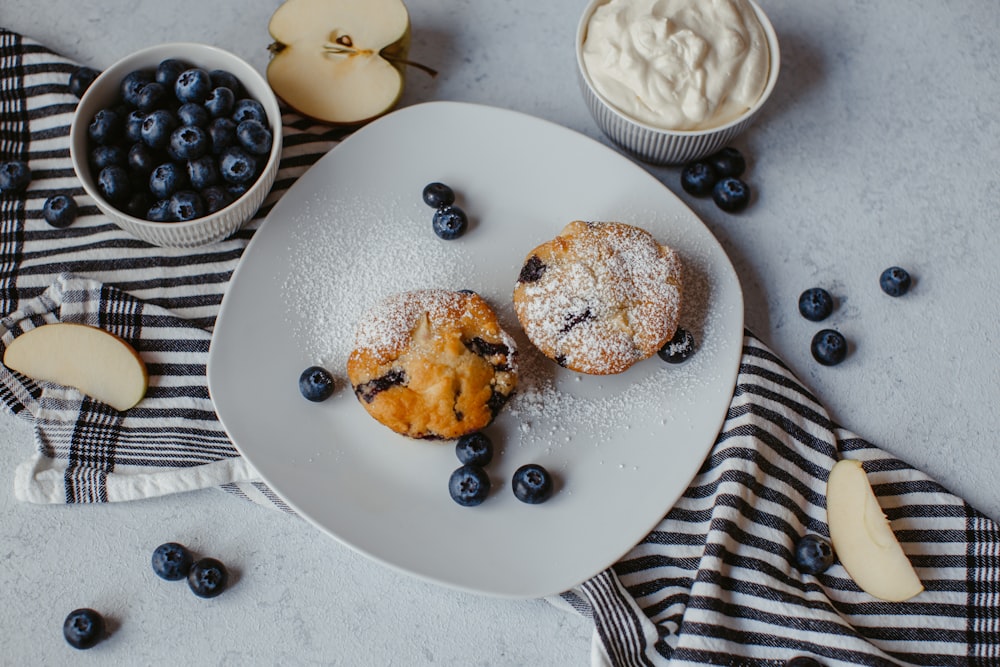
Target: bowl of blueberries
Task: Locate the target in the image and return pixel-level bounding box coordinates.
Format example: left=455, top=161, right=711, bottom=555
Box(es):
left=69, top=43, right=283, bottom=248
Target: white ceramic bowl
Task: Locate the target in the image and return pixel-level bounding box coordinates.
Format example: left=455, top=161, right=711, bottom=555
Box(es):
left=575, top=0, right=780, bottom=166
left=70, top=43, right=282, bottom=248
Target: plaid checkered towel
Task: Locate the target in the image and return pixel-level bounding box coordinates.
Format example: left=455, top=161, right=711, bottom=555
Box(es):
left=1, top=28, right=997, bottom=667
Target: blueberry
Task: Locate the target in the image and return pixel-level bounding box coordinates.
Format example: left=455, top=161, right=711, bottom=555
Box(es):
left=422, top=182, right=455, bottom=208
left=120, top=69, right=154, bottom=107
left=63, top=608, right=105, bottom=650
left=657, top=327, right=696, bottom=363
left=186, top=155, right=219, bottom=189
left=432, top=205, right=468, bottom=240
left=706, top=147, right=746, bottom=178
left=879, top=266, right=911, bottom=297
left=169, top=125, right=209, bottom=160
left=512, top=463, right=554, bottom=504
left=226, top=182, right=250, bottom=200
left=97, top=165, right=131, bottom=205
left=680, top=161, right=717, bottom=197
left=231, top=98, right=266, bottom=124
left=42, top=194, right=78, bottom=228
left=449, top=465, right=491, bottom=506
left=785, top=658, right=825, bottom=667
left=455, top=432, right=493, bottom=466
left=187, top=557, right=229, bottom=598
left=88, top=108, right=122, bottom=145
left=127, top=142, right=159, bottom=175
left=794, top=534, right=835, bottom=575
left=151, top=541, right=193, bottom=581
left=219, top=146, right=257, bottom=184
left=126, top=192, right=152, bottom=218
left=811, top=329, right=847, bottom=366
left=299, top=365, right=335, bottom=402
left=147, top=198, right=174, bottom=222
left=205, top=87, right=236, bottom=118
left=207, top=117, right=238, bottom=154
left=136, top=81, right=168, bottom=112
left=155, top=58, right=189, bottom=89
left=202, top=185, right=234, bottom=214
left=124, top=109, right=146, bottom=143
left=141, top=109, right=179, bottom=149
left=177, top=102, right=210, bottom=128
left=175, top=68, right=212, bottom=104
left=149, top=162, right=188, bottom=200
left=169, top=190, right=206, bottom=222
left=89, top=143, right=126, bottom=171
left=798, top=288, right=834, bottom=322
left=236, top=119, right=273, bottom=156
left=713, top=176, right=751, bottom=212
left=518, top=255, right=546, bottom=283
left=210, top=69, right=244, bottom=98
left=68, top=66, right=100, bottom=98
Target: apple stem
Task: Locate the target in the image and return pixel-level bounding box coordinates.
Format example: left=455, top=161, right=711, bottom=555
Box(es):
left=322, top=44, right=438, bottom=78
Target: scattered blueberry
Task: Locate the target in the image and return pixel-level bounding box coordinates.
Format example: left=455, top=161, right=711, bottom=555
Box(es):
left=512, top=463, right=554, bottom=504
left=204, top=87, right=236, bottom=118
left=680, top=161, right=717, bottom=197
left=42, top=194, right=78, bottom=228
left=794, top=534, right=835, bottom=575
left=151, top=542, right=194, bottom=581
left=63, top=608, right=105, bottom=650
left=236, top=119, right=273, bottom=156
left=169, top=125, right=209, bottom=160
left=97, top=165, right=131, bottom=205
left=422, top=182, right=455, bottom=208
left=141, top=109, right=179, bottom=149
left=120, top=69, right=154, bottom=107
left=177, top=102, right=210, bottom=128
left=657, top=327, right=696, bottom=364
left=713, top=176, right=751, bottom=212
left=219, top=146, right=257, bottom=184
left=879, top=266, right=911, bottom=297
left=811, top=329, right=847, bottom=366
left=449, top=465, right=491, bottom=506
left=169, top=190, right=206, bottom=222
left=231, top=98, right=266, bottom=124
left=299, top=366, right=336, bottom=402
left=87, top=108, right=121, bottom=145
left=155, top=59, right=189, bottom=89
left=174, top=68, right=212, bottom=104
left=455, top=432, right=493, bottom=467
left=68, top=66, right=100, bottom=98
left=149, top=162, right=187, bottom=200
left=432, top=205, right=468, bottom=240
left=785, top=658, right=825, bottom=667
left=187, top=557, right=229, bottom=598
left=706, top=146, right=746, bottom=178
left=798, top=288, right=834, bottom=322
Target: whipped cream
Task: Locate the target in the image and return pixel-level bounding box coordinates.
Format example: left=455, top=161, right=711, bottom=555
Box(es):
left=582, top=0, right=770, bottom=131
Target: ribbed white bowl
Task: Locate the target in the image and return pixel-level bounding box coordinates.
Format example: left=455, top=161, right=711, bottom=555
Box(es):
left=575, top=0, right=781, bottom=166
left=70, top=42, right=282, bottom=248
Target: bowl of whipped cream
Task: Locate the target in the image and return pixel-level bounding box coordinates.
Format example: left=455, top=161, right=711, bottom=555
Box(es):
left=576, top=0, right=780, bottom=165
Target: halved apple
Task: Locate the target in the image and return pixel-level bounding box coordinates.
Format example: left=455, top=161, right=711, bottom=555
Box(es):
left=267, top=0, right=432, bottom=125
left=2, top=322, right=148, bottom=411
left=827, top=459, right=924, bottom=602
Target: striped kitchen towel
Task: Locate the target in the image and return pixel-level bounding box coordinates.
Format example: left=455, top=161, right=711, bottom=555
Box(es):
left=2, top=28, right=998, bottom=667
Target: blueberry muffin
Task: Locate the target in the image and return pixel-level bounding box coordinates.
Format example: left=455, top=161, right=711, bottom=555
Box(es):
left=513, top=221, right=683, bottom=375
left=346, top=290, right=518, bottom=440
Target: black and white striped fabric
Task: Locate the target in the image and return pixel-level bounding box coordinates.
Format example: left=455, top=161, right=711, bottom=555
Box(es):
left=2, top=29, right=998, bottom=667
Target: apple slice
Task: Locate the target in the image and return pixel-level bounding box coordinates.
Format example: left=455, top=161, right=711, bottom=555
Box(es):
left=3, top=322, right=148, bottom=411
left=267, top=0, right=433, bottom=125
left=826, top=459, right=924, bottom=602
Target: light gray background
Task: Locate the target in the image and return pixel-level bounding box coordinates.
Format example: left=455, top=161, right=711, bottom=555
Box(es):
left=3, top=0, right=999, bottom=664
